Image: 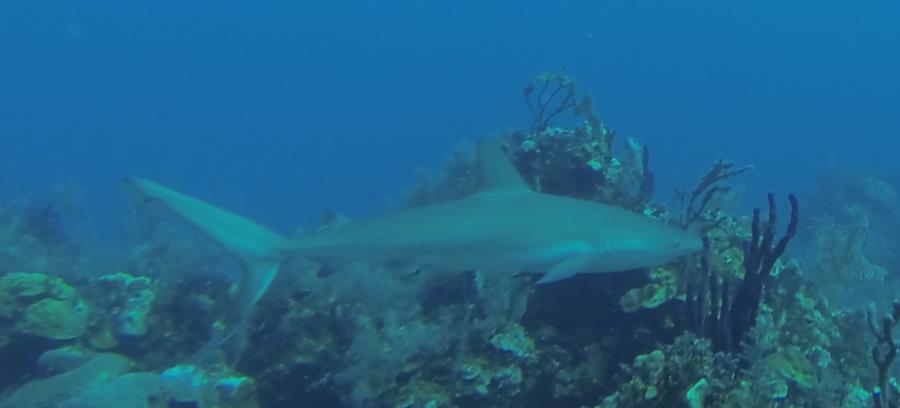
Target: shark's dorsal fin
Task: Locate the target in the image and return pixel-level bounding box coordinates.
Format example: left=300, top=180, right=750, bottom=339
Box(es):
left=476, top=139, right=531, bottom=194
left=317, top=210, right=352, bottom=232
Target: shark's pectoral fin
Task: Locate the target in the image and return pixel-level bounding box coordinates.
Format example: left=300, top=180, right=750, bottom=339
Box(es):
left=536, top=255, right=594, bottom=284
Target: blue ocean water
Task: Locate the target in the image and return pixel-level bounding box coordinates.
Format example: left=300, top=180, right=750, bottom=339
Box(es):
left=2, top=1, right=900, bottom=407
left=2, top=1, right=897, bottom=235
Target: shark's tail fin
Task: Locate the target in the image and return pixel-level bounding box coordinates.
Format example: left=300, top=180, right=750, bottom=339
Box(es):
left=125, top=178, right=292, bottom=361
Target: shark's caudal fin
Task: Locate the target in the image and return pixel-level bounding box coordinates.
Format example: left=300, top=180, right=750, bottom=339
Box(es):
left=125, top=178, right=292, bottom=356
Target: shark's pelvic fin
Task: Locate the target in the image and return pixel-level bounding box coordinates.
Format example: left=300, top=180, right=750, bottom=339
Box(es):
left=125, top=178, right=291, bottom=334
left=536, top=254, right=594, bottom=284
left=476, top=139, right=531, bottom=194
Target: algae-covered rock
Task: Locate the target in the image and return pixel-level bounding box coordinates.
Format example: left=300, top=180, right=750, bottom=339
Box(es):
left=87, top=328, right=119, bottom=350
left=620, top=266, right=679, bottom=312
left=0, top=272, right=78, bottom=302
left=161, top=364, right=260, bottom=408
left=0, top=272, right=85, bottom=339
left=17, top=298, right=88, bottom=340
left=0, top=272, right=50, bottom=299
left=0, top=273, right=50, bottom=318
left=0, top=298, right=12, bottom=320
left=764, top=346, right=816, bottom=389
left=490, top=323, right=537, bottom=362
left=60, top=372, right=167, bottom=408
left=395, top=378, right=451, bottom=408
left=96, top=272, right=157, bottom=337
left=0, top=351, right=257, bottom=408
left=843, top=383, right=873, bottom=408
left=0, top=353, right=132, bottom=408
left=36, top=346, right=92, bottom=375
left=686, top=378, right=709, bottom=408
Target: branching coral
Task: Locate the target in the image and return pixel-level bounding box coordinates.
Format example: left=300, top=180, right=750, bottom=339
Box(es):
left=676, top=158, right=752, bottom=231
left=523, top=69, right=580, bottom=133
left=686, top=193, right=799, bottom=354
left=868, top=301, right=900, bottom=408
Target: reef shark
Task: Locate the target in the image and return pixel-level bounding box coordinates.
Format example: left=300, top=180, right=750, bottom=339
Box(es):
left=126, top=140, right=701, bottom=328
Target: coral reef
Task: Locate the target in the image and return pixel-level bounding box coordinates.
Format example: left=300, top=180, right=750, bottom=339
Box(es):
left=604, top=263, right=875, bottom=407
left=1, top=73, right=895, bottom=408
left=598, top=334, right=739, bottom=407
left=807, top=170, right=898, bottom=308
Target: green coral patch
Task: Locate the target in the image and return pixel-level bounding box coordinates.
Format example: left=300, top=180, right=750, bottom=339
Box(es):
left=619, top=267, right=679, bottom=312
left=764, top=347, right=816, bottom=389
left=0, top=272, right=50, bottom=298
left=17, top=298, right=88, bottom=340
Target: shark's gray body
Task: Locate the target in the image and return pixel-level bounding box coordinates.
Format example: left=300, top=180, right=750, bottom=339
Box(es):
left=300, top=188, right=698, bottom=281
left=127, top=140, right=701, bottom=336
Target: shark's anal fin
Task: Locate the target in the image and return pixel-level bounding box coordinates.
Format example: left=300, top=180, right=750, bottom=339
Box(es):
left=536, top=255, right=594, bottom=284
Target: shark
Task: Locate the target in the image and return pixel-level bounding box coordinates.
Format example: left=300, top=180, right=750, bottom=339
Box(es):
left=126, top=140, right=702, bottom=340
